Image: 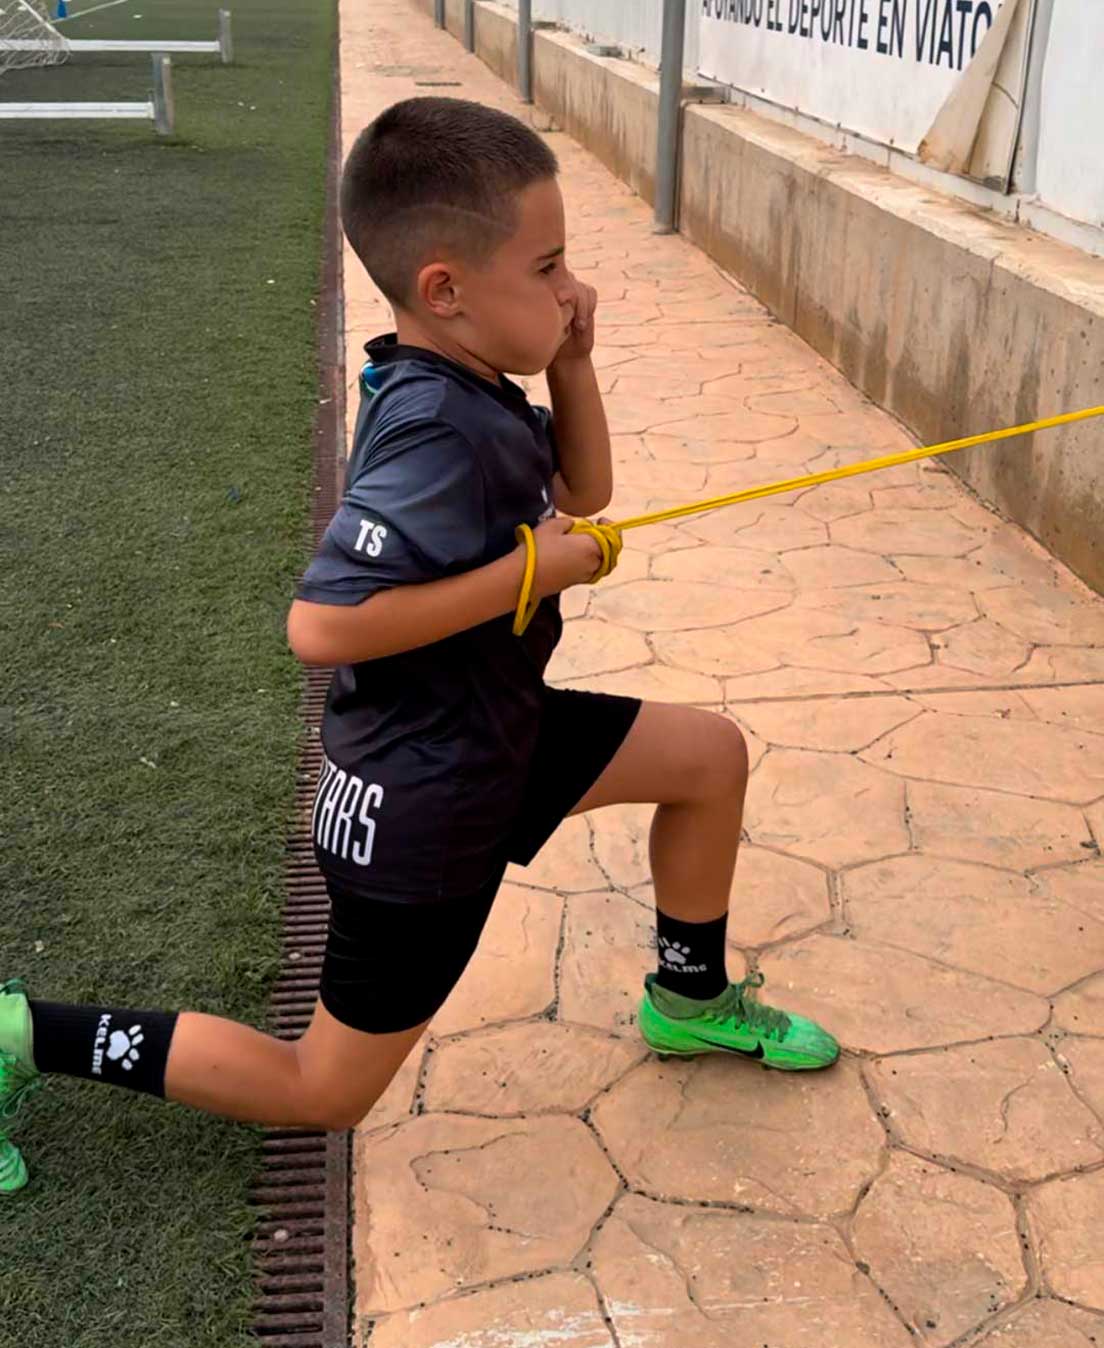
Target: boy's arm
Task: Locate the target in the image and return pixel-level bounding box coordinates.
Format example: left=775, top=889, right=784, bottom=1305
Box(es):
left=288, top=551, right=524, bottom=665
left=548, top=277, right=612, bottom=517
left=548, top=354, right=612, bottom=517
left=287, top=518, right=602, bottom=666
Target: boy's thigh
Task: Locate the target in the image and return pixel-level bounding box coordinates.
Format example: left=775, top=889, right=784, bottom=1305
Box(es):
left=505, top=688, right=642, bottom=867
left=297, top=869, right=505, bottom=1127
left=569, top=701, right=747, bottom=815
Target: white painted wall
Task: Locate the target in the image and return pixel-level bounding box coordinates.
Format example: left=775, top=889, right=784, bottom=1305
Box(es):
left=507, top=0, right=1102, bottom=235
left=1030, top=2, right=1104, bottom=228
left=504, top=0, right=700, bottom=73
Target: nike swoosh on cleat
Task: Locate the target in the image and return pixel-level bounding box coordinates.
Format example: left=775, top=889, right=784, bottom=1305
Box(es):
left=693, top=1036, right=764, bottom=1058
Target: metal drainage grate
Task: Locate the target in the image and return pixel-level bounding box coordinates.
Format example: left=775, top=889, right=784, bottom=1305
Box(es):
left=249, top=39, right=350, bottom=1348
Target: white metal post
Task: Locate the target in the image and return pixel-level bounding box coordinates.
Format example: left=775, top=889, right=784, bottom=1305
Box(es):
left=151, top=52, right=173, bottom=134
left=217, top=9, right=232, bottom=64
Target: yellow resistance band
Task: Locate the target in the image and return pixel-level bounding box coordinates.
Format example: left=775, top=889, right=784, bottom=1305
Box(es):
left=512, top=403, right=1104, bottom=635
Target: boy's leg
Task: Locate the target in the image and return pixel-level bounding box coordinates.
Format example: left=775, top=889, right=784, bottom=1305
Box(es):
left=2, top=868, right=505, bottom=1189
left=566, top=701, right=838, bottom=1070
left=569, top=701, right=747, bottom=925
left=163, top=1002, right=427, bottom=1129
left=6, top=989, right=425, bottom=1132
left=1, top=982, right=423, bottom=1193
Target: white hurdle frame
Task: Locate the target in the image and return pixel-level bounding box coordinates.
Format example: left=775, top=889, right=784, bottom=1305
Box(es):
left=0, top=51, right=174, bottom=133
left=0, top=8, right=232, bottom=62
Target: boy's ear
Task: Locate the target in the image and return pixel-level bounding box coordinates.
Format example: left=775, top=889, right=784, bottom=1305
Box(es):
left=416, top=262, right=463, bottom=318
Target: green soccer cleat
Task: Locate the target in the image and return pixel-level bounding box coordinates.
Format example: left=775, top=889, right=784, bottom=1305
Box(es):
left=638, top=971, right=839, bottom=1071
left=0, top=978, right=44, bottom=1194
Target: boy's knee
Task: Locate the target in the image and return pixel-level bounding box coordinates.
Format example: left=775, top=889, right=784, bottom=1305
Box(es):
left=701, top=714, right=748, bottom=799
left=291, top=1037, right=390, bottom=1132
left=302, top=1086, right=379, bottom=1132
left=316, top=1101, right=372, bottom=1132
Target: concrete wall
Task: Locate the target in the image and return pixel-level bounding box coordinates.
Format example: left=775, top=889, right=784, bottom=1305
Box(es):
left=414, top=1, right=660, bottom=204
left=534, top=31, right=660, bottom=207
left=443, top=0, right=465, bottom=40
left=681, top=105, right=1104, bottom=590
left=471, top=1, right=517, bottom=86
left=491, top=0, right=701, bottom=76
left=411, top=0, right=466, bottom=43
left=412, top=0, right=518, bottom=80
left=410, top=0, right=1104, bottom=593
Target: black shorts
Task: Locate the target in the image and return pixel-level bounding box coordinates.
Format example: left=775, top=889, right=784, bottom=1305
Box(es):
left=317, top=688, right=641, bottom=1033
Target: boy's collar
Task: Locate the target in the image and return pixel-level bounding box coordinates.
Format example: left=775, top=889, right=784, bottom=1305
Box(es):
left=364, top=332, right=530, bottom=407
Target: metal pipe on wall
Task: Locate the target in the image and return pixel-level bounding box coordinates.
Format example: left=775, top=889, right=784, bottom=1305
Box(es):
left=434, top=0, right=445, bottom=28
left=1013, top=0, right=1054, bottom=196
left=654, top=0, right=687, bottom=233
left=463, top=0, right=474, bottom=51
left=518, top=0, right=532, bottom=103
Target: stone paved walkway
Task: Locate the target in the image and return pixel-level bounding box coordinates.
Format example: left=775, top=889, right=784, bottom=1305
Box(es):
left=340, top=4, right=1104, bottom=1344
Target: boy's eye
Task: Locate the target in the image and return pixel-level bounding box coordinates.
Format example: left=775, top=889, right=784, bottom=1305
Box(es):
left=540, top=257, right=562, bottom=275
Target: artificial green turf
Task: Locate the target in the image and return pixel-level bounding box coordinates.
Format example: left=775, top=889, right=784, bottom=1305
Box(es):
left=1, top=1, right=335, bottom=1342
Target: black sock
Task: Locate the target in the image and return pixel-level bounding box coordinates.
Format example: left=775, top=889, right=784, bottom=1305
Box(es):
left=655, top=909, right=730, bottom=1000
left=28, top=1000, right=179, bottom=1099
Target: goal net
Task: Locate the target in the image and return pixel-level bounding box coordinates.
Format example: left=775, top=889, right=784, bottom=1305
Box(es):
left=0, top=0, right=69, bottom=76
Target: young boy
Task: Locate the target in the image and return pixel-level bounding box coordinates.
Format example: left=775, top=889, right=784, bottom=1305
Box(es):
left=0, top=97, right=837, bottom=1195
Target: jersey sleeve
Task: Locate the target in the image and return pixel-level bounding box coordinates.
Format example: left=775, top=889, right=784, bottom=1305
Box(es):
left=295, top=419, right=487, bottom=606
left=531, top=404, right=559, bottom=469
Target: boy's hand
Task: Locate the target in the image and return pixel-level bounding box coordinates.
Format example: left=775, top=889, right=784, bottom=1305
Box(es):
left=527, top=517, right=603, bottom=597
left=552, top=274, right=598, bottom=365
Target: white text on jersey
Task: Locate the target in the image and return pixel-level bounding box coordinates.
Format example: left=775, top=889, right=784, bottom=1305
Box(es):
left=312, top=754, right=384, bottom=867
left=353, top=518, right=389, bottom=557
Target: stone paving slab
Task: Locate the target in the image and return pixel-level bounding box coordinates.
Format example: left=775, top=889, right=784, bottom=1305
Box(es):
left=973, top=1300, right=1104, bottom=1347
left=340, top=3, right=1104, bottom=1344
left=591, top=1055, right=884, bottom=1218
left=851, top=1152, right=1027, bottom=1344
left=867, top=1038, right=1104, bottom=1183
left=591, top=1194, right=915, bottom=1348
left=369, top=1273, right=615, bottom=1348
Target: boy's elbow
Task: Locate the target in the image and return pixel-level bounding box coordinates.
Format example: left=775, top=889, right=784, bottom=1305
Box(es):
left=286, top=601, right=332, bottom=667
left=288, top=595, right=384, bottom=666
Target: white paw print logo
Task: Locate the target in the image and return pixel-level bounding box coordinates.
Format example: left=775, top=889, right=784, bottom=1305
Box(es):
left=659, top=937, right=690, bottom=966
left=107, top=1024, right=144, bottom=1071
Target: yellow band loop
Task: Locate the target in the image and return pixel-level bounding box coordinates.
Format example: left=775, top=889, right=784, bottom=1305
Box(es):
left=568, top=518, right=623, bottom=582
left=511, top=519, right=625, bottom=636
left=512, top=522, right=539, bottom=636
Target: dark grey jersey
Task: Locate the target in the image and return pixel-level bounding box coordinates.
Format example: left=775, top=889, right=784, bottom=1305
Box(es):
left=296, top=335, right=563, bottom=900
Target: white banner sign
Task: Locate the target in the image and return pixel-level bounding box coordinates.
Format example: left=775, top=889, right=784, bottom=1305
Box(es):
left=1033, top=5, right=1104, bottom=229
left=698, top=0, right=1008, bottom=153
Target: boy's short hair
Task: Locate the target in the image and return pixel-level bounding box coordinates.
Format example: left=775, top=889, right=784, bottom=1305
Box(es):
left=341, top=97, right=559, bottom=306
